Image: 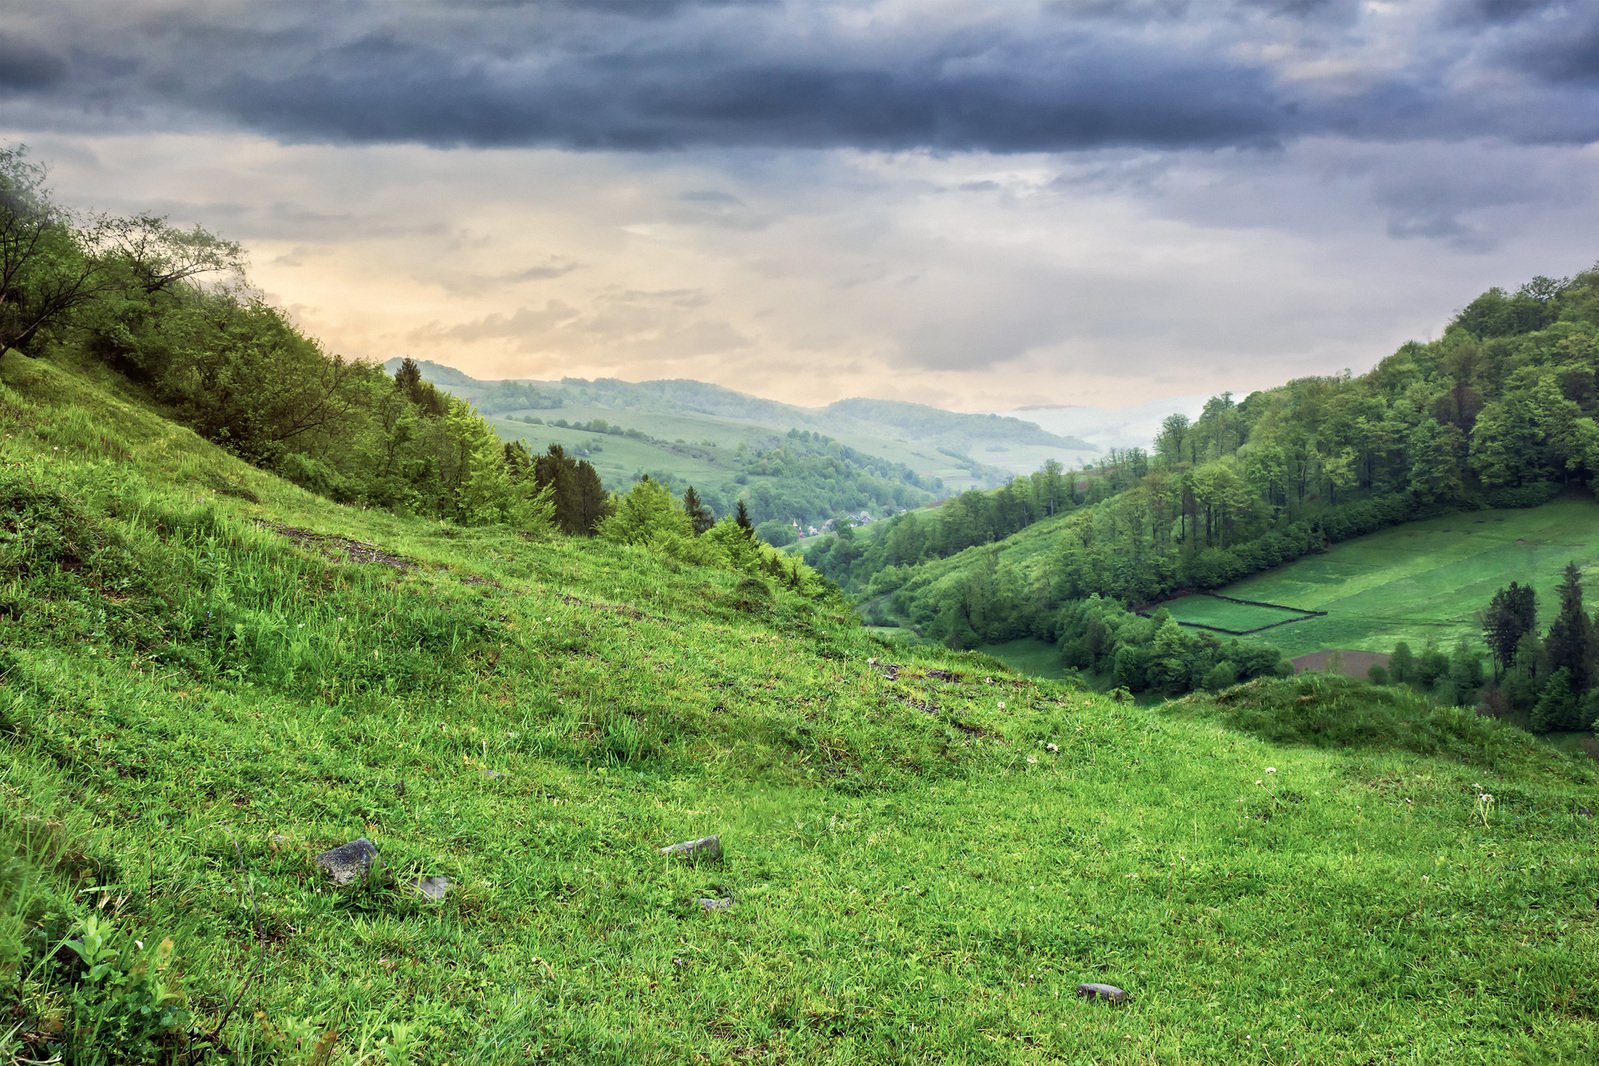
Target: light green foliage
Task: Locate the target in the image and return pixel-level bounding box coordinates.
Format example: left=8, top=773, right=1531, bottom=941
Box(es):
left=599, top=476, right=695, bottom=547
left=4, top=210, right=1599, bottom=1063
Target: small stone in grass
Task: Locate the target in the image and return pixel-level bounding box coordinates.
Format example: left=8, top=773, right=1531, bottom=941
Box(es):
left=1076, top=982, right=1128, bottom=1004
left=661, top=834, right=722, bottom=863
left=698, top=897, right=733, bottom=911
left=411, top=875, right=453, bottom=901
left=315, top=838, right=380, bottom=886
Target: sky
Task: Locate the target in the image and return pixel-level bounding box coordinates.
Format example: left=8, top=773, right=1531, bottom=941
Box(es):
left=3, top=0, right=1598, bottom=412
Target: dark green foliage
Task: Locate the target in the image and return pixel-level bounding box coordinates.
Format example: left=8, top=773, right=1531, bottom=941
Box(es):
left=1481, top=581, right=1537, bottom=677
left=1531, top=667, right=1583, bottom=733
left=1544, top=561, right=1593, bottom=695
left=533, top=443, right=608, bottom=535
left=734, top=499, right=754, bottom=535
left=682, top=485, right=714, bottom=535
left=1055, top=595, right=1285, bottom=698
left=1388, top=641, right=1415, bottom=684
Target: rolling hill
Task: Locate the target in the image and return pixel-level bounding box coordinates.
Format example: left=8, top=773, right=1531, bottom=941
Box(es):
left=391, top=359, right=1100, bottom=502
left=5, top=350, right=1598, bottom=1062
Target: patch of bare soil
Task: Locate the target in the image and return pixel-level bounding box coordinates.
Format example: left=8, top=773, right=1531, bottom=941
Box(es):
left=1292, top=649, right=1391, bottom=679
left=257, top=521, right=412, bottom=569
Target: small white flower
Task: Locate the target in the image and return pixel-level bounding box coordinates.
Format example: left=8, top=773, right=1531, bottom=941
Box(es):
left=1265, top=767, right=1277, bottom=775
left=1026, top=755, right=1038, bottom=765
left=1045, top=743, right=1059, bottom=754
left=997, top=701, right=1006, bottom=710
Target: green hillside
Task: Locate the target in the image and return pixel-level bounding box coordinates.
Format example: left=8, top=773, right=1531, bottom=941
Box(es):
left=395, top=359, right=1100, bottom=502
left=1165, top=495, right=1599, bottom=659
left=5, top=348, right=1599, bottom=1064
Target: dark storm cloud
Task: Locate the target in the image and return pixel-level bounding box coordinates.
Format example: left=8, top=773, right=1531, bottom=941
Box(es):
left=6, top=0, right=1599, bottom=154
left=0, top=34, right=67, bottom=91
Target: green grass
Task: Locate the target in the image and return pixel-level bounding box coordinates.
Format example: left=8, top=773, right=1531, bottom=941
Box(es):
left=1157, top=594, right=1318, bottom=634
left=2, top=352, right=1598, bottom=1063
left=1200, top=498, right=1599, bottom=658
left=972, top=637, right=1074, bottom=679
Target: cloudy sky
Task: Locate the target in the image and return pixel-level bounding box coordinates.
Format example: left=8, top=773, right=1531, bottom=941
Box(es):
left=3, top=0, right=1597, bottom=410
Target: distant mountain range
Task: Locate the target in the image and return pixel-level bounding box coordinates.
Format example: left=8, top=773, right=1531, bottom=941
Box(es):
left=391, top=359, right=1106, bottom=493
left=994, top=395, right=1208, bottom=453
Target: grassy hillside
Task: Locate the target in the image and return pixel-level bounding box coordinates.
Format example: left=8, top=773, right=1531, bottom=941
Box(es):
left=3, top=353, right=1598, bottom=1063
left=1166, top=495, right=1599, bottom=659
left=398, top=359, right=1099, bottom=496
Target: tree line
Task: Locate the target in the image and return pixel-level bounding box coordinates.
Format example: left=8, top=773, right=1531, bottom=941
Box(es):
left=811, top=267, right=1599, bottom=662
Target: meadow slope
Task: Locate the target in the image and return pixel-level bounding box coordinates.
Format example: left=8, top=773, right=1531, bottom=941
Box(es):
left=2, top=353, right=1597, bottom=1064
left=1169, top=498, right=1599, bottom=660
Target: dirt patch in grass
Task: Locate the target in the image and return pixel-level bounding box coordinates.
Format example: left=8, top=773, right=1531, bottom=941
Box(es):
left=1293, top=649, right=1390, bottom=679
left=258, top=521, right=412, bottom=569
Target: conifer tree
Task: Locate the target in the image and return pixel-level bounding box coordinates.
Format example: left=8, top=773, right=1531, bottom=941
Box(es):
left=734, top=499, right=754, bottom=536
left=682, top=485, right=714, bottom=535
left=1545, top=561, right=1592, bottom=695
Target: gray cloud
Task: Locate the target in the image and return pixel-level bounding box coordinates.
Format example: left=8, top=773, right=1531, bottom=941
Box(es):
left=5, top=0, right=1595, bottom=155
left=0, top=34, right=67, bottom=91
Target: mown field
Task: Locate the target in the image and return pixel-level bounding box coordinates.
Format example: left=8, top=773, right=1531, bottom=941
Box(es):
left=1186, top=497, right=1599, bottom=659
left=3, top=353, right=1598, bottom=1063
left=1156, top=595, right=1318, bottom=634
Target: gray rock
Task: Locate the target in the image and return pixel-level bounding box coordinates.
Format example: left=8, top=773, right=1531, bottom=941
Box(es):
left=698, top=897, right=733, bottom=911
left=410, top=875, right=453, bottom=901
left=315, top=838, right=380, bottom=886
left=1076, top=982, right=1128, bottom=1004
left=661, top=834, right=722, bottom=863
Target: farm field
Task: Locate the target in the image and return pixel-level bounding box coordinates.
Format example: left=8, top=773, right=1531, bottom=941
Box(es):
left=1194, top=495, right=1599, bottom=659
left=1156, top=594, right=1318, bottom=634
left=971, top=637, right=1074, bottom=679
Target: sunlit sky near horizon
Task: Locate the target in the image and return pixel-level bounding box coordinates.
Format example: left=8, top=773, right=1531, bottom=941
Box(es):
left=4, top=0, right=1598, bottom=411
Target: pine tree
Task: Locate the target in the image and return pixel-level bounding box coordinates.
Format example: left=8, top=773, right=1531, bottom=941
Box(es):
left=1545, top=561, right=1593, bottom=695
left=682, top=485, right=714, bottom=535
left=734, top=499, right=754, bottom=537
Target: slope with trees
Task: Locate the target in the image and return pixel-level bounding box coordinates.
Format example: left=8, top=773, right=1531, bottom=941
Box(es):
left=819, top=268, right=1599, bottom=685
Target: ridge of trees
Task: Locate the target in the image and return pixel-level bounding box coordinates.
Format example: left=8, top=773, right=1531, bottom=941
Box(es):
left=810, top=267, right=1599, bottom=667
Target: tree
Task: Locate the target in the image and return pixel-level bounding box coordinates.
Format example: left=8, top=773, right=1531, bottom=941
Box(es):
left=1480, top=582, right=1537, bottom=679
left=1389, top=641, right=1415, bottom=685
left=682, top=485, right=714, bottom=535
left=1545, top=561, right=1593, bottom=696
left=1406, top=418, right=1463, bottom=503
left=1531, top=667, right=1581, bottom=733
left=107, top=214, right=243, bottom=296
left=0, top=146, right=120, bottom=354
left=734, top=499, right=754, bottom=536
left=599, top=477, right=694, bottom=546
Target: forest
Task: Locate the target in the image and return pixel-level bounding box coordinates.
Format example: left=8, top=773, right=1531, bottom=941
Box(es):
left=803, top=267, right=1599, bottom=717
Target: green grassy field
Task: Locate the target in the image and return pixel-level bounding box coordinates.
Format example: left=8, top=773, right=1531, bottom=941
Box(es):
left=1191, top=498, right=1599, bottom=659
left=3, top=353, right=1598, bottom=1063
left=972, top=637, right=1074, bottom=679
left=1157, top=595, right=1319, bottom=634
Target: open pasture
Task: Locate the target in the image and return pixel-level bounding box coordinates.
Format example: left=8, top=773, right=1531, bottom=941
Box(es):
left=1200, top=495, right=1599, bottom=658
left=1156, top=594, right=1319, bottom=634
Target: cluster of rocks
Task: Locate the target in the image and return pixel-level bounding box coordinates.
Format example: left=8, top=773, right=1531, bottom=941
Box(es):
left=312, top=837, right=453, bottom=901
left=312, top=832, right=1123, bottom=1001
